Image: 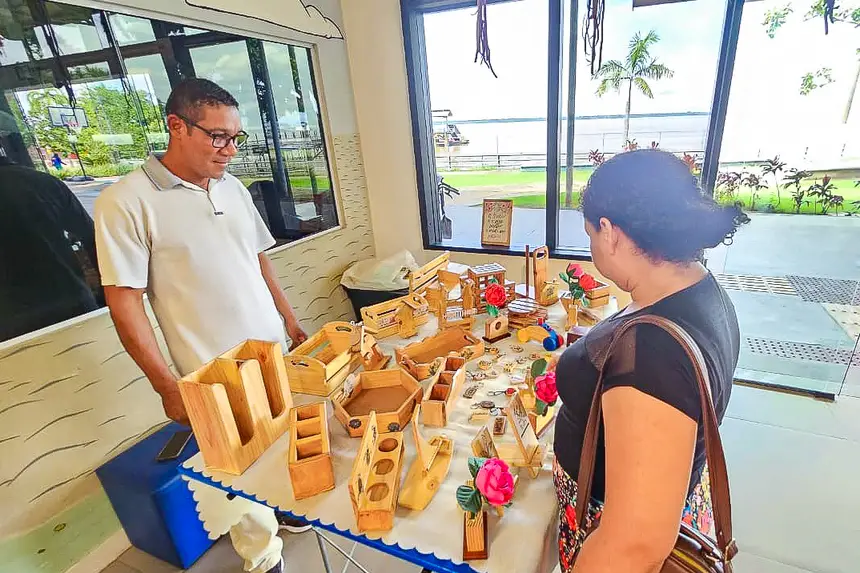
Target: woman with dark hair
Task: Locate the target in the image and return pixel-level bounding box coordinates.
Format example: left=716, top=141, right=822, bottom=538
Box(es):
left=552, top=149, right=746, bottom=572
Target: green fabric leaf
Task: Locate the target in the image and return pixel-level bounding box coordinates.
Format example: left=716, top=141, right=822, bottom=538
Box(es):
left=487, top=305, right=499, bottom=318
left=535, top=399, right=548, bottom=416
left=468, top=456, right=488, bottom=479
left=456, top=485, right=483, bottom=514
left=531, top=358, right=547, bottom=378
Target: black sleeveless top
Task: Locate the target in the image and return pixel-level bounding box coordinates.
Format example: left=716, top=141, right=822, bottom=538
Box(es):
left=553, top=273, right=739, bottom=500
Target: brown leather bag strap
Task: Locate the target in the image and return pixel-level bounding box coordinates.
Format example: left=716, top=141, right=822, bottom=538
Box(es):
left=574, top=315, right=737, bottom=561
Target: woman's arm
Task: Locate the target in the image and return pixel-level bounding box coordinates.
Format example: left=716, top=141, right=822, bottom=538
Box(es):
left=574, top=386, right=698, bottom=573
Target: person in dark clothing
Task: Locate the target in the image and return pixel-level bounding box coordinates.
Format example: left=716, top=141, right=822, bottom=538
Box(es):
left=0, top=155, right=101, bottom=342
left=551, top=149, right=747, bottom=572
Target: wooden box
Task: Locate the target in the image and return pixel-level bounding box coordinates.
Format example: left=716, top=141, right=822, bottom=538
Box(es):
left=348, top=411, right=404, bottom=532
left=333, top=368, right=423, bottom=437
left=421, top=356, right=466, bottom=427
left=288, top=402, right=335, bottom=500
left=409, top=251, right=450, bottom=295
left=360, top=293, right=430, bottom=339
left=178, top=340, right=293, bottom=475
left=285, top=322, right=362, bottom=397
left=467, top=263, right=515, bottom=312
left=395, top=327, right=485, bottom=380
left=585, top=280, right=610, bottom=308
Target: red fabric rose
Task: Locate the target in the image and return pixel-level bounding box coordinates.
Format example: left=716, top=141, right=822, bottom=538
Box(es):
left=578, top=274, right=598, bottom=291
left=535, top=371, right=558, bottom=404
left=485, top=283, right=507, bottom=307
left=475, top=458, right=515, bottom=506
left=566, top=263, right=584, bottom=278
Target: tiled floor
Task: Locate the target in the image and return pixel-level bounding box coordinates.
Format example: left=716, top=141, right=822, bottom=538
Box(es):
left=102, top=385, right=860, bottom=573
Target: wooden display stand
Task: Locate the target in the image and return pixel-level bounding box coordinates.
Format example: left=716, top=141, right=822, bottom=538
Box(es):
left=495, top=394, right=545, bottom=479
left=431, top=270, right=478, bottom=330
left=348, top=411, right=404, bottom=532
left=396, top=327, right=485, bottom=380
left=409, top=251, right=450, bottom=295
left=178, top=340, right=293, bottom=475
left=360, top=293, right=430, bottom=340
left=399, top=405, right=453, bottom=510
left=463, top=510, right=489, bottom=561
left=287, top=402, right=335, bottom=500
left=467, top=263, right=516, bottom=311
left=483, top=314, right=511, bottom=343
left=333, top=368, right=422, bottom=437
left=421, top=356, right=466, bottom=427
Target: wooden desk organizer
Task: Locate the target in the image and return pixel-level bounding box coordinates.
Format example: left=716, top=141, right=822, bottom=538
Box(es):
left=395, top=327, right=484, bottom=380
left=178, top=340, right=293, bottom=475
left=333, top=368, right=423, bottom=437
left=399, top=405, right=453, bottom=510
left=421, top=356, right=466, bottom=427
left=348, top=411, right=404, bottom=532
left=360, top=293, right=430, bottom=339
left=284, top=322, right=364, bottom=397
left=287, top=402, right=335, bottom=500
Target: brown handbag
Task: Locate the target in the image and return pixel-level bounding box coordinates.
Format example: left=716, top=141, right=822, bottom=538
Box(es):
left=575, top=315, right=738, bottom=572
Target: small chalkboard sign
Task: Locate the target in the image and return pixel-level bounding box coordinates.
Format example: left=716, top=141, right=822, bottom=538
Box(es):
left=480, top=199, right=513, bottom=246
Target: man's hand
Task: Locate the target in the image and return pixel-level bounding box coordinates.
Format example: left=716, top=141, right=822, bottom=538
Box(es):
left=160, top=386, right=189, bottom=425
left=287, top=319, right=308, bottom=351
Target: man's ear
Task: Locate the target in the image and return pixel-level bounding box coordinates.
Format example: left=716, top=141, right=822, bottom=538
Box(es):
left=165, top=114, right=185, bottom=135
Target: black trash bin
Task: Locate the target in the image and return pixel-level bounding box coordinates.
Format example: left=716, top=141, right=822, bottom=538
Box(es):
left=342, top=286, right=409, bottom=322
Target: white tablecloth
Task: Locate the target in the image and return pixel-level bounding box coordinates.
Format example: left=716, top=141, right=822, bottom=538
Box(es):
left=182, top=303, right=579, bottom=573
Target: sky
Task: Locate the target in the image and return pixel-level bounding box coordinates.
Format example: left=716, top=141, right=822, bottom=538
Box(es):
left=423, top=0, right=860, bottom=126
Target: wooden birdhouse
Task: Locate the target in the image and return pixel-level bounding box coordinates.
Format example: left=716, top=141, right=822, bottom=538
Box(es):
left=360, top=293, right=430, bottom=340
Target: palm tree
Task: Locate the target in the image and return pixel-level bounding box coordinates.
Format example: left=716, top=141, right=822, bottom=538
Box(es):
left=595, top=30, right=674, bottom=147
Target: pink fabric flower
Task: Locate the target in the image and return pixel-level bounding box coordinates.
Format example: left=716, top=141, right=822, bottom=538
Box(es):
left=566, top=263, right=584, bottom=278
left=535, top=371, right=558, bottom=404
left=475, top=458, right=515, bottom=506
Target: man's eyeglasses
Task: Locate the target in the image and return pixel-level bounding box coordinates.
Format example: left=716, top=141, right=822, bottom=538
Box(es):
left=175, top=114, right=249, bottom=149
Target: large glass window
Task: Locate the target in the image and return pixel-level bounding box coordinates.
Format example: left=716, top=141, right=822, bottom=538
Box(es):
left=0, top=0, right=339, bottom=342
left=711, top=0, right=859, bottom=396
left=423, top=0, right=549, bottom=248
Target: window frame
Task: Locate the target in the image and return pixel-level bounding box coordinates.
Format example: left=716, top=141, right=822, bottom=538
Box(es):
left=401, top=0, right=746, bottom=261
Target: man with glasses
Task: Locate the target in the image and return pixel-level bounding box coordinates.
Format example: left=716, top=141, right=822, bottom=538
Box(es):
left=94, top=78, right=307, bottom=573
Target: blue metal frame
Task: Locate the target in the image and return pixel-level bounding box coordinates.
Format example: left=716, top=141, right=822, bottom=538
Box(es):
left=178, top=464, right=477, bottom=573
left=701, top=0, right=745, bottom=196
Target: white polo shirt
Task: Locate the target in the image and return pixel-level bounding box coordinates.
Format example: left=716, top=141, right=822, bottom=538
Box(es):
left=94, top=154, right=286, bottom=376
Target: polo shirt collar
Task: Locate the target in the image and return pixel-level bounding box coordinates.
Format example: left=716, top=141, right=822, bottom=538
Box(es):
left=142, top=153, right=226, bottom=192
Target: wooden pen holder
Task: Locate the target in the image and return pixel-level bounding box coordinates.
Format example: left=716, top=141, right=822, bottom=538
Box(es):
left=178, top=340, right=293, bottom=475
left=333, top=368, right=423, bottom=437
left=284, top=322, right=363, bottom=397
left=349, top=411, right=405, bottom=532
left=395, top=327, right=485, bottom=380
left=421, top=356, right=466, bottom=427
left=287, top=402, right=335, bottom=500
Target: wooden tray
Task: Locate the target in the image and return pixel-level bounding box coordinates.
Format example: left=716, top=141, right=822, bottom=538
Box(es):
left=285, top=322, right=362, bottom=397
left=395, top=327, right=485, bottom=380
left=333, top=368, right=423, bottom=437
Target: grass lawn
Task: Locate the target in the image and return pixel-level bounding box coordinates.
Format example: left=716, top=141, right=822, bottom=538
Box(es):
left=439, top=167, right=593, bottom=189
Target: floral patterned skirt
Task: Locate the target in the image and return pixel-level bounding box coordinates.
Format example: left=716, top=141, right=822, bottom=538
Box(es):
left=552, top=457, right=714, bottom=572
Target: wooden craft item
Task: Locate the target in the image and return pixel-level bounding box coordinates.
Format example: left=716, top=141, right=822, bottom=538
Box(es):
left=409, top=251, right=450, bottom=295
left=585, top=280, right=611, bottom=308
left=503, top=393, right=544, bottom=479
left=351, top=325, right=391, bottom=371
left=178, top=340, right=292, bottom=475
left=333, top=368, right=422, bottom=438
left=285, top=322, right=363, bottom=397
left=287, top=402, right=334, bottom=500
left=471, top=426, right=500, bottom=458
left=530, top=246, right=559, bottom=306
left=360, top=293, right=430, bottom=340
left=433, top=271, right=478, bottom=331
left=467, top=263, right=515, bottom=311
left=395, top=327, right=485, bottom=380
left=480, top=199, right=514, bottom=246
left=421, top=356, right=466, bottom=427
left=516, top=325, right=551, bottom=345
left=463, top=510, right=489, bottom=561
left=492, top=415, right=507, bottom=436
left=566, top=325, right=591, bottom=347
left=483, top=315, right=511, bottom=343
left=398, top=405, right=454, bottom=510
left=507, top=306, right=547, bottom=330
left=348, top=411, right=404, bottom=532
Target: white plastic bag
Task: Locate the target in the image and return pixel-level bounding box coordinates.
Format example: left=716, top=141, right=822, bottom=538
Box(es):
left=340, top=250, right=419, bottom=291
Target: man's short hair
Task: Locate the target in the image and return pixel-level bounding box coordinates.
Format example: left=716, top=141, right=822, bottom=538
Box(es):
left=165, top=78, right=239, bottom=121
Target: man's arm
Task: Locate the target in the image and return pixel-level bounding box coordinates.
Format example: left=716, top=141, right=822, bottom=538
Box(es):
left=259, top=252, right=307, bottom=349
left=104, top=285, right=186, bottom=424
